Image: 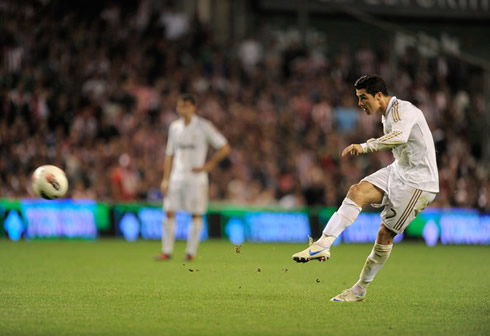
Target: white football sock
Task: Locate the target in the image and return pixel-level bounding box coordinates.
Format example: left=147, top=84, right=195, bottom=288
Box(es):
left=162, top=217, right=176, bottom=255
left=355, top=242, right=393, bottom=291
left=186, top=217, right=203, bottom=256
left=316, top=198, right=362, bottom=248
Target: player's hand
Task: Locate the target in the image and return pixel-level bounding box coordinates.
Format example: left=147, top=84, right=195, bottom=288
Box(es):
left=341, top=144, right=364, bottom=157
left=160, top=179, right=169, bottom=195
left=192, top=162, right=214, bottom=173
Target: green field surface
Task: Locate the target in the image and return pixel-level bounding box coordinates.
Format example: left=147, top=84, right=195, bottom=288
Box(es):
left=1, top=240, right=489, bottom=335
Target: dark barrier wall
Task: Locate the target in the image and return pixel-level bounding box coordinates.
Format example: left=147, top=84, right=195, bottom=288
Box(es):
left=1, top=199, right=489, bottom=246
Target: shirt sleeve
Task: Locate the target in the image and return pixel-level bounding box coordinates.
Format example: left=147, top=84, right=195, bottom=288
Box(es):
left=361, top=104, right=415, bottom=153
left=165, top=124, right=175, bottom=156
left=205, top=121, right=227, bottom=149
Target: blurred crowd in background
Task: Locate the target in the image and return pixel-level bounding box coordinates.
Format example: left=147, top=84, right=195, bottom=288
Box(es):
left=1, top=0, right=488, bottom=211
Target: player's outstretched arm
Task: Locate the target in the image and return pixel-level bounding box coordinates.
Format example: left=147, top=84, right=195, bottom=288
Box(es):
left=192, top=143, right=231, bottom=173
left=361, top=130, right=409, bottom=153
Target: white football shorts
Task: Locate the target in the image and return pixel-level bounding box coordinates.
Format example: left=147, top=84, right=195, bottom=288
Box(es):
left=361, top=165, right=437, bottom=234
left=163, top=180, right=208, bottom=215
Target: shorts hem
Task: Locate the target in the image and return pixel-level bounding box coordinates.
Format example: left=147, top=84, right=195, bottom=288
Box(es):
left=361, top=176, right=388, bottom=194
left=381, top=221, right=402, bottom=235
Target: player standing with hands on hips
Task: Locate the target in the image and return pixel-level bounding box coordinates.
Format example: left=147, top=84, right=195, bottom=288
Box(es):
left=292, top=75, right=439, bottom=301
left=155, top=94, right=230, bottom=261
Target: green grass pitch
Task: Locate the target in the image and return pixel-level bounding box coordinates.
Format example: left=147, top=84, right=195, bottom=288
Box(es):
left=1, top=240, right=489, bottom=335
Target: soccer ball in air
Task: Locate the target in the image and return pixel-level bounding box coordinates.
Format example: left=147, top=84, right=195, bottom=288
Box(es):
left=32, top=165, right=69, bottom=200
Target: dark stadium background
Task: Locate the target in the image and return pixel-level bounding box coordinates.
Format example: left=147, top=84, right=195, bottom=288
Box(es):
left=0, top=0, right=488, bottom=243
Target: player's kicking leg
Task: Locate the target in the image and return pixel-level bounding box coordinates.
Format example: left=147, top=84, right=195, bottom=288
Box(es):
left=292, top=242, right=330, bottom=262
left=292, top=197, right=362, bottom=262
left=292, top=182, right=383, bottom=263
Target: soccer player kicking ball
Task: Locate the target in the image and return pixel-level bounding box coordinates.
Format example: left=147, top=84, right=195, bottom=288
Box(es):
left=292, top=75, right=439, bottom=302
left=155, top=94, right=230, bottom=261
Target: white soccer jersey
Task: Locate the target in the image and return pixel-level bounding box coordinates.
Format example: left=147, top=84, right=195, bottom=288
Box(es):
left=361, top=97, right=439, bottom=193
left=166, top=115, right=227, bottom=184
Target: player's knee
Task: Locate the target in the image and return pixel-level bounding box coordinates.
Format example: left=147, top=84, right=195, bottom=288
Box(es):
left=346, top=183, right=364, bottom=205
left=346, top=182, right=383, bottom=207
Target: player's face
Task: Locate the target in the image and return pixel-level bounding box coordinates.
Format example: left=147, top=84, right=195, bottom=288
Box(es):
left=176, top=99, right=196, bottom=118
left=356, top=89, right=382, bottom=115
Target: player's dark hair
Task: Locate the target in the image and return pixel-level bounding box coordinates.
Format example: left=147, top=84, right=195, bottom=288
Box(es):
left=354, top=75, right=388, bottom=96
left=179, top=93, right=196, bottom=105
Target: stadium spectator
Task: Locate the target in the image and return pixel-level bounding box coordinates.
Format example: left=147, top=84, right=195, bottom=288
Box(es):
left=0, top=0, right=487, bottom=213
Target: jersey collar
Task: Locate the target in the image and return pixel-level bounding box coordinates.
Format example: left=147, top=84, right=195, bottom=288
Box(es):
left=183, top=115, right=197, bottom=127
left=385, top=96, right=397, bottom=116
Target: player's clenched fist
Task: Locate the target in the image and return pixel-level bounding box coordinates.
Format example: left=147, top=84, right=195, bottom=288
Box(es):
left=342, top=144, right=364, bottom=157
